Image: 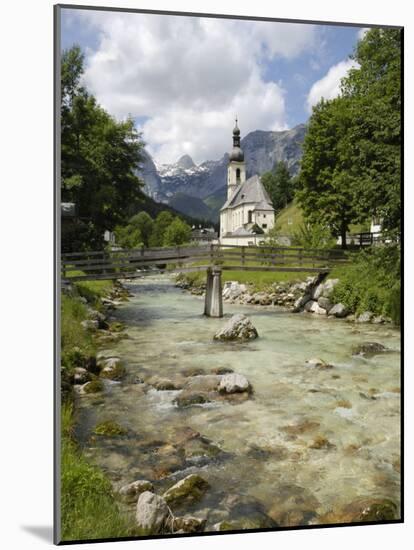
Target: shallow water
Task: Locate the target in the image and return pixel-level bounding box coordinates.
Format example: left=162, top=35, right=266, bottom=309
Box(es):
left=75, top=276, right=401, bottom=528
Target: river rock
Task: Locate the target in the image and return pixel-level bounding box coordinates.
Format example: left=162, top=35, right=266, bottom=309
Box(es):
left=136, top=491, right=169, bottom=534
left=81, top=379, right=104, bottom=394
left=304, top=300, right=316, bottom=312
left=318, top=296, right=333, bottom=311
left=357, top=311, right=374, bottom=323
left=328, top=303, right=349, bottom=318
left=218, top=373, right=252, bottom=394
left=319, top=497, right=398, bottom=524
left=309, top=301, right=327, bottom=315
left=119, top=480, right=154, bottom=502
left=211, top=366, right=234, bottom=375
left=321, top=278, right=339, bottom=297
left=87, top=308, right=107, bottom=328
left=99, top=357, right=125, bottom=380
left=149, top=377, right=183, bottom=391
left=163, top=474, right=210, bottom=508
left=81, top=319, right=99, bottom=331
left=181, top=366, right=206, bottom=377
left=223, top=281, right=247, bottom=299
left=372, top=315, right=386, bottom=324
left=172, top=515, right=206, bottom=533
left=72, top=367, right=91, bottom=384
left=352, top=342, right=388, bottom=356
left=312, top=283, right=324, bottom=301
left=184, top=375, right=222, bottom=393
left=173, top=391, right=212, bottom=408
left=220, top=494, right=277, bottom=529
left=292, top=294, right=311, bottom=312
left=214, top=314, right=258, bottom=341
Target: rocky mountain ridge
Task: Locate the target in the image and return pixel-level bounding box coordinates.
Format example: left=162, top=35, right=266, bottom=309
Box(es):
left=137, top=123, right=307, bottom=221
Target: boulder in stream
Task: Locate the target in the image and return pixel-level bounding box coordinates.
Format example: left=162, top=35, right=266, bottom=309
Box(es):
left=173, top=391, right=212, bottom=408
left=163, top=474, right=210, bottom=508
left=99, top=357, right=125, bottom=380
left=172, top=515, right=206, bottom=533
left=357, top=311, right=374, bottom=323
left=328, top=303, right=349, bottom=318
left=136, top=491, right=170, bottom=534
left=214, top=314, right=258, bottom=341
left=352, top=342, right=388, bottom=356
left=218, top=373, right=252, bottom=394
left=119, top=480, right=154, bottom=502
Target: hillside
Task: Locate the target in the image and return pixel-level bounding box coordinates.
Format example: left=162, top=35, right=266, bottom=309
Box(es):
left=274, top=201, right=304, bottom=236
left=169, top=192, right=213, bottom=221
left=137, top=124, right=307, bottom=221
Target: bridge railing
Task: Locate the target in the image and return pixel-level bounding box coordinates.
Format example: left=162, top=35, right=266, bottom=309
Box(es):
left=61, top=244, right=350, bottom=281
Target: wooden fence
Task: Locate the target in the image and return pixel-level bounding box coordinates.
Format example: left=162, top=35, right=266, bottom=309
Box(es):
left=61, top=244, right=349, bottom=282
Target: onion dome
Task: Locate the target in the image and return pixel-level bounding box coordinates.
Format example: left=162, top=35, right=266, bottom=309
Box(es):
left=229, top=117, right=244, bottom=161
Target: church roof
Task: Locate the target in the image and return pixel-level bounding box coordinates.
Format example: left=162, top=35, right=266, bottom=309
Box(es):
left=220, top=174, right=274, bottom=211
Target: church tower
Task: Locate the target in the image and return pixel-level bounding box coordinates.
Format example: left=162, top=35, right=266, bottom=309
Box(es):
left=227, top=118, right=246, bottom=199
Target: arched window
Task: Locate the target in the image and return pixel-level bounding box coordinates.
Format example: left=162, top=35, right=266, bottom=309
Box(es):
left=236, top=168, right=241, bottom=182
left=248, top=210, right=253, bottom=223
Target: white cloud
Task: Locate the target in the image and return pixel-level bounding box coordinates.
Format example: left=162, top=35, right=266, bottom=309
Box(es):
left=306, top=59, right=359, bottom=113
left=68, top=10, right=318, bottom=163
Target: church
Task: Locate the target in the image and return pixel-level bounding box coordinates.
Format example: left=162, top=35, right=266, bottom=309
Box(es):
left=220, top=120, right=275, bottom=245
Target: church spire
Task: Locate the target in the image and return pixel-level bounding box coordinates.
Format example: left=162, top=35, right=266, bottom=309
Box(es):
left=229, top=117, right=244, bottom=161
left=232, top=116, right=241, bottom=148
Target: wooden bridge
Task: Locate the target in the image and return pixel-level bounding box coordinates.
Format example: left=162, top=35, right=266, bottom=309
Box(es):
left=61, top=244, right=348, bottom=317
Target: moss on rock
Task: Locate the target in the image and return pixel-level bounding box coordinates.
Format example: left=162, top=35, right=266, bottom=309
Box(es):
left=82, top=379, right=104, bottom=394
left=163, top=474, right=210, bottom=508
left=93, top=420, right=128, bottom=436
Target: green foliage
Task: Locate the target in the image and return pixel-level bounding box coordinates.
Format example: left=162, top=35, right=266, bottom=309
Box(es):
left=61, top=45, right=146, bottom=251
left=330, top=246, right=400, bottom=323
left=261, top=161, right=294, bottom=212
left=292, top=222, right=337, bottom=250
left=61, top=404, right=137, bottom=541
left=129, top=212, right=154, bottom=247
left=264, top=225, right=281, bottom=247
left=296, top=28, right=401, bottom=247
left=149, top=211, right=174, bottom=246
left=61, top=294, right=95, bottom=368
left=296, top=97, right=359, bottom=248
left=342, top=29, right=401, bottom=239
left=114, top=224, right=143, bottom=250
left=163, top=218, right=192, bottom=246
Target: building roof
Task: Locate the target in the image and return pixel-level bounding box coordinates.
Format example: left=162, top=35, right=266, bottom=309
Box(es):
left=220, top=174, right=274, bottom=211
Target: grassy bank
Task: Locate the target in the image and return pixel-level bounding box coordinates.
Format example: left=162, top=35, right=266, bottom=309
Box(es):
left=180, top=267, right=310, bottom=292
left=330, top=246, right=400, bottom=324
left=60, top=279, right=140, bottom=541
left=61, top=403, right=137, bottom=541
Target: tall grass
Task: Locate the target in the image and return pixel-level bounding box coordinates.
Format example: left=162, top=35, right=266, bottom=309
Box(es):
left=60, top=403, right=138, bottom=541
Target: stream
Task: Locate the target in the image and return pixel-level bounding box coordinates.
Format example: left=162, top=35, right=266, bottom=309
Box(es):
left=75, top=276, right=401, bottom=528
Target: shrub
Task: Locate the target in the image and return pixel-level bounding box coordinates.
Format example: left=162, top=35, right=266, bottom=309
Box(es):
left=292, top=222, right=336, bottom=250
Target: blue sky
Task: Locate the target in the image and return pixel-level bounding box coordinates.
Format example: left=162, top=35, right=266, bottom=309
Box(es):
left=61, top=8, right=366, bottom=164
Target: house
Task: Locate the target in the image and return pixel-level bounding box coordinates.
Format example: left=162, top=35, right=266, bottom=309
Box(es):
left=219, top=120, right=275, bottom=245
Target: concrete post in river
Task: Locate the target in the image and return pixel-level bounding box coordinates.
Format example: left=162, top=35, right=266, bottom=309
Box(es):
left=204, top=266, right=223, bottom=317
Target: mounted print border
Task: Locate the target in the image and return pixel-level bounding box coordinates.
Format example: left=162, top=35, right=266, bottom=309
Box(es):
left=54, top=4, right=404, bottom=545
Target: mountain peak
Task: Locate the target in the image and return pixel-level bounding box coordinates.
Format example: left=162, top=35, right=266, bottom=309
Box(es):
left=177, top=154, right=195, bottom=169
